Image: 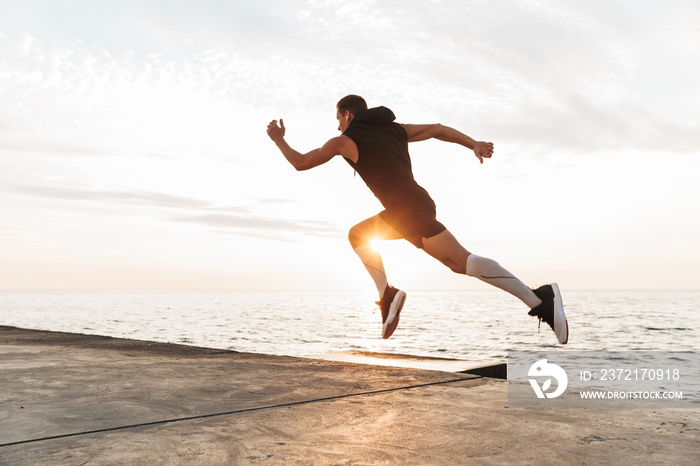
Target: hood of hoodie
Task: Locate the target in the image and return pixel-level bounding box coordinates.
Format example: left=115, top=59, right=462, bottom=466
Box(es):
left=349, top=106, right=396, bottom=127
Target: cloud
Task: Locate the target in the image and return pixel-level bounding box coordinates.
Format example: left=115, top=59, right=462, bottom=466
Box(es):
left=170, top=213, right=341, bottom=239
left=0, top=139, right=113, bottom=158
left=3, top=184, right=214, bottom=209
left=3, top=2, right=698, bottom=158
left=301, top=0, right=700, bottom=156
left=2, top=183, right=342, bottom=239
left=253, top=198, right=298, bottom=206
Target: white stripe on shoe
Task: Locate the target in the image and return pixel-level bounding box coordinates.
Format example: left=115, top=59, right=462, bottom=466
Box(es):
left=551, top=283, right=569, bottom=344
left=382, top=290, right=406, bottom=339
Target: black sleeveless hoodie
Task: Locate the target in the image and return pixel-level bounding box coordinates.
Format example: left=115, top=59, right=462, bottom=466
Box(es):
left=342, top=106, right=435, bottom=212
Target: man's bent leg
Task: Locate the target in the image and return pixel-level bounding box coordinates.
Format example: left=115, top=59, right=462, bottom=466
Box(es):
left=349, top=214, right=407, bottom=339
left=422, top=230, right=541, bottom=309
left=348, top=214, right=404, bottom=299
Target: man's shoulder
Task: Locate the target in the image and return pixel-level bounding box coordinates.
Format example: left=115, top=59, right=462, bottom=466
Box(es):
left=328, top=134, right=356, bottom=146
left=325, top=134, right=358, bottom=162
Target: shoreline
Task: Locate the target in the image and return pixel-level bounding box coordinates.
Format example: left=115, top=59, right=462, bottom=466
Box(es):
left=0, top=325, right=505, bottom=375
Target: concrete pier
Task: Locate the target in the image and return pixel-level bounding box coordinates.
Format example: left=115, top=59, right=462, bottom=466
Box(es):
left=1, top=325, right=698, bottom=464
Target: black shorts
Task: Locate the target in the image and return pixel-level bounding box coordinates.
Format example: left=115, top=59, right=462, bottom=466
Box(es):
left=379, top=205, right=446, bottom=248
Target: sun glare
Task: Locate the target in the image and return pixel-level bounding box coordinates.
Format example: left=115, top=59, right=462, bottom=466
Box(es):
left=369, top=238, right=383, bottom=252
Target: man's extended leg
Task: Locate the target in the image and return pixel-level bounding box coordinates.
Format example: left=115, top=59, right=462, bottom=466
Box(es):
left=421, top=229, right=541, bottom=308
left=422, top=229, right=568, bottom=344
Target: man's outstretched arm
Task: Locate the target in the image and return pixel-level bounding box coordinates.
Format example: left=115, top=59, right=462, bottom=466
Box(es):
left=267, top=119, right=352, bottom=171
left=402, top=123, right=494, bottom=164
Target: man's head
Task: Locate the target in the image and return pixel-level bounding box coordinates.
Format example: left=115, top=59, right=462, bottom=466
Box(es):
left=336, top=94, right=367, bottom=132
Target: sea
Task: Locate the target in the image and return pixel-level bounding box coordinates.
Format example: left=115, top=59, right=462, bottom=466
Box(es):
left=1, top=290, right=698, bottom=360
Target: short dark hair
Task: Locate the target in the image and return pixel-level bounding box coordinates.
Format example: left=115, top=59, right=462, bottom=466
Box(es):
left=336, top=94, right=367, bottom=116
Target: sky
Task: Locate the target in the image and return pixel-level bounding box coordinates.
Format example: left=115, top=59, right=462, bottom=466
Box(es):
left=1, top=0, right=698, bottom=291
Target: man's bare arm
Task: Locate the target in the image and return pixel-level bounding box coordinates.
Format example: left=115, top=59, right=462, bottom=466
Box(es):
left=267, top=119, right=356, bottom=171
left=402, top=123, right=494, bottom=164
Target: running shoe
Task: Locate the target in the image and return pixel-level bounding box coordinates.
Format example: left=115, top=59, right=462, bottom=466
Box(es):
left=528, top=283, right=568, bottom=344
left=376, top=285, right=406, bottom=339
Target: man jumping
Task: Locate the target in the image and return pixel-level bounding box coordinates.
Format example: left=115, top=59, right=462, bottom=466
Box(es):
left=267, top=95, right=568, bottom=344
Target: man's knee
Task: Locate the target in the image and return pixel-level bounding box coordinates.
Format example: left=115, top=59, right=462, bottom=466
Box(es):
left=348, top=224, right=365, bottom=249
left=422, top=233, right=469, bottom=274
left=428, top=250, right=467, bottom=274
left=442, top=257, right=467, bottom=275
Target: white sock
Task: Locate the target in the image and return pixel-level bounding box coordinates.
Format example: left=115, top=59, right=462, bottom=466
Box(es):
left=353, top=244, right=388, bottom=299
left=466, top=254, right=541, bottom=308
